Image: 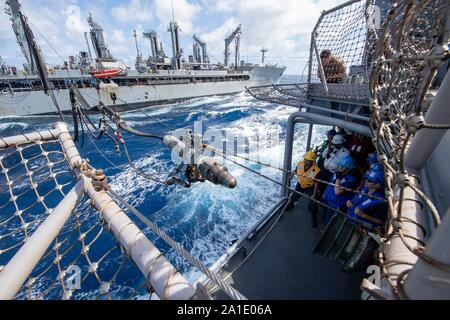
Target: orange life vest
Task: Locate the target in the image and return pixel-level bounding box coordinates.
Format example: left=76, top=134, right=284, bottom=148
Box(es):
left=296, top=161, right=321, bottom=189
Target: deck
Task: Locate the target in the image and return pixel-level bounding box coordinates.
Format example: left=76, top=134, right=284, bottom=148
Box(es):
left=209, top=198, right=364, bottom=300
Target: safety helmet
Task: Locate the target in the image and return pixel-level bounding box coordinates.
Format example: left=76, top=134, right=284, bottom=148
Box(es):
left=332, top=134, right=346, bottom=145
left=327, top=129, right=337, bottom=137
left=337, top=155, right=356, bottom=170
left=304, top=151, right=317, bottom=162
left=366, top=170, right=385, bottom=186
left=368, top=153, right=378, bottom=164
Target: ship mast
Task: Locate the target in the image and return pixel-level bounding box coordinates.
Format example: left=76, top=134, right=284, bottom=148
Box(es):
left=261, top=47, right=268, bottom=65
left=133, top=29, right=141, bottom=58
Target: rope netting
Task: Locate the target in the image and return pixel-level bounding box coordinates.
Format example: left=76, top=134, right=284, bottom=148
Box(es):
left=0, top=136, right=151, bottom=300
left=249, top=0, right=392, bottom=107
left=307, top=0, right=379, bottom=103
left=370, top=0, right=449, bottom=299
left=246, top=83, right=309, bottom=107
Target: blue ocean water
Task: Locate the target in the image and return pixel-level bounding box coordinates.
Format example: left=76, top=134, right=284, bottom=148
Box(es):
left=0, top=75, right=330, bottom=298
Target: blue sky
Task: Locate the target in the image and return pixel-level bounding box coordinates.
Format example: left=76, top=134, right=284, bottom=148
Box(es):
left=0, top=0, right=345, bottom=74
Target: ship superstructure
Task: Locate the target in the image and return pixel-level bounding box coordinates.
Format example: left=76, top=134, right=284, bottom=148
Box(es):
left=0, top=1, right=285, bottom=117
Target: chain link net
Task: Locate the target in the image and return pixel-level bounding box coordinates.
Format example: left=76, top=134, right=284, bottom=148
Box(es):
left=370, top=0, right=449, bottom=298
left=248, top=1, right=392, bottom=107
left=0, top=137, right=149, bottom=300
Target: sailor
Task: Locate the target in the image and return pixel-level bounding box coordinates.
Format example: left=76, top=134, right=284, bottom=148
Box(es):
left=286, top=151, right=321, bottom=225
left=346, top=170, right=387, bottom=229
left=323, top=134, right=350, bottom=173
left=348, top=132, right=374, bottom=165
left=367, top=152, right=383, bottom=172
left=316, top=129, right=337, bottom=169
left=318, top=50, right=347, bottom=83
left=322, top=155, right=358, bottom=225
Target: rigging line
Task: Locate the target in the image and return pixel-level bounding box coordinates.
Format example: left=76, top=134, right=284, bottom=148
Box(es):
left=107, top=187, right=248, bottom=301
left=118, top=122, right=164, bottom=140
left=107, top=93, right=175, bottom=132
left=120, top=138, right=167, bottom=185
left=77, top=106, right=105, bottom=140
left=81, top=122, right=123, bottom=170
left=77, top=102, right=168, bottom=183
left=28, top=20, right=73, bottom=80
left=80, top=86, right=176, bottom=132
left=204, top=144, right=387, bottom=202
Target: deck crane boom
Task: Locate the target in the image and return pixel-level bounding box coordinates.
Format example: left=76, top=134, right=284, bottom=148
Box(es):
left=193, top=35, right=210, bottom=64
left=87, top=13, right=113, bottom=60
left=224, top=24, right=242, bottom=67
left=168, top=21, right=182, bottom=70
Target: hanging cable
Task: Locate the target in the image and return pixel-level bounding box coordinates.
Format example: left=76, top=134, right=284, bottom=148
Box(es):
left=120, top=138, right=167, bottom=185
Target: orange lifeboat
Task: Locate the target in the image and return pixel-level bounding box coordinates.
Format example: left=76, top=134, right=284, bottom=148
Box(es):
left=90, top=69, right=122, bottom=79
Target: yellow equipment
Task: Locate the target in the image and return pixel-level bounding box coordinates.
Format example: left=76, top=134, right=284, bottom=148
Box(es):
left=296, top=160, right=321, bottom=189
left=304, top=151, right=317, bottom=162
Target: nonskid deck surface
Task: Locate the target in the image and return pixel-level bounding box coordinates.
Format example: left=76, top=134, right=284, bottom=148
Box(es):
left=210, top=198, right=363, bottom=300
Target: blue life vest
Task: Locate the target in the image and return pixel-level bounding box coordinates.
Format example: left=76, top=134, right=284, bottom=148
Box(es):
left=323, top=173, right=357, bottom=209
left=348, top=187, right=387, bottom=226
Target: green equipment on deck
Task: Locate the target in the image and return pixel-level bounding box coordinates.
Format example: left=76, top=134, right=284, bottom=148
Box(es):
left=313, top=214, right=378, bottom=272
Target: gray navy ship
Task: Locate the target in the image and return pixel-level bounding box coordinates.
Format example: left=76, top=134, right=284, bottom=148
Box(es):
left=0, top=0, right=286, bottom=117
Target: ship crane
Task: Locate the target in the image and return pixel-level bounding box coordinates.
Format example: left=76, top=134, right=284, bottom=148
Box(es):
left=143, top=31, right=167, bottom=64
left=133, top=29, right=146, bottom=72
left=193, top=43, right=202, bottom=63
left=224, top=24, right=242, bottom=68
left=5, top=0, right=37, bottom=74
left=193, top=35, right=210, bottom=64
left=168, top=21, right=182, bottom=70
left=0, top=56, right=7, bottom=75
left=87, top=13, right=113, bottom=60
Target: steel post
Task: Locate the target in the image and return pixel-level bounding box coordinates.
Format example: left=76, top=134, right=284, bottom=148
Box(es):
left=404, top=69, right=450, bottom=171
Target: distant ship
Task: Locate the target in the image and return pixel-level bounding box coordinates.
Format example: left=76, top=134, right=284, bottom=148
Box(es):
left=0, top=0, right=286, bottom=117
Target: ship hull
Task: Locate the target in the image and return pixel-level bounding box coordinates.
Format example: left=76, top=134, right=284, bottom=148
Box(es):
left=0, top=66, right=286, bottom=117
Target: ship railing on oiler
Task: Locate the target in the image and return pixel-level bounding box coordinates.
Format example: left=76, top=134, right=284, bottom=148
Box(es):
left=0, top=123, right=246, bottom=300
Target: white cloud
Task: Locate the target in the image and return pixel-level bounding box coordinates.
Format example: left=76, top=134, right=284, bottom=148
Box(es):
left=111, top=0, right=152, bottom=24
left=154, top=0, right=200, bottom=33
left=214, top=0, right=237, bottom=13
left=64, top=5, right=89, bottom=35
left=200, top=17, right=240, bottom=63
